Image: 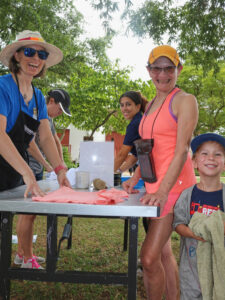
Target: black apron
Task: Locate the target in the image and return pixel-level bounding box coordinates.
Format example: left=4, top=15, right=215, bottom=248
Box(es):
left=0, top=75, right=40, bottom=191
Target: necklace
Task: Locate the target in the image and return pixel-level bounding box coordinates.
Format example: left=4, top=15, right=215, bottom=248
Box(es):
left=13, top=74, right=32, bottom=103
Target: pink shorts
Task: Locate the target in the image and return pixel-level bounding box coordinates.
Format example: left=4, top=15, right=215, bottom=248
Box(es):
left=154, top=193, right=180, bottom=218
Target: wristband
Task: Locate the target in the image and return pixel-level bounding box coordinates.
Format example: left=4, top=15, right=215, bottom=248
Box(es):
left=54, top=164, right=67, bottom=175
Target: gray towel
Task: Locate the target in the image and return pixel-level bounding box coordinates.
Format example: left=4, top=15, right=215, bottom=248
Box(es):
left=189, top=210, right=225, bottom=300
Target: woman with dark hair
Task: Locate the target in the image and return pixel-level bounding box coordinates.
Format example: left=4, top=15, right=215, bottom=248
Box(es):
left=0, top=30, right=71, bottom=269
left=114, top=91, right=148, bottom=173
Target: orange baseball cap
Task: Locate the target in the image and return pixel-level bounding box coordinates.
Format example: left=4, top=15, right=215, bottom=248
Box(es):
left=148, top=45, right=180, bottom=66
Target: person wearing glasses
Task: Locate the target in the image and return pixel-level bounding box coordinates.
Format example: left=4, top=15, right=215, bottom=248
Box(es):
left=123, top=45, right=198, bottom=299
left=0, top=30, right=71, bottom=269
left=114, top=91, right=148, bottom=174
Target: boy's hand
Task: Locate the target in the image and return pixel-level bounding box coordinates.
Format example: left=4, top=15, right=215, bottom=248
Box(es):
left=191, top=232, right=206, bottom=242
left=176, top=224, right=206, bottom=242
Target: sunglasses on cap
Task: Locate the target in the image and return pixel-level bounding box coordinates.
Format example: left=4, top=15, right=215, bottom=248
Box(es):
left=147, top=65, right=176, bottom=75
left=18, top=47, right=49, bottom=60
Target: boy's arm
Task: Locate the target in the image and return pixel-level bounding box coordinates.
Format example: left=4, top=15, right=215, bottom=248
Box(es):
left=173, top=188, right=191, bottom=230
left=53, top=132, right=64, bottom=162
left=176, top=224, right=205, bottom=242
left=28, top=139, right=53, bottom=172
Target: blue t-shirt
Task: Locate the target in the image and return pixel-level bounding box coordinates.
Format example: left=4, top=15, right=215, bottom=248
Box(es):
left=0, top=74, right=48, bottom=133
left=123, top=111, right=142, bottom=157
left=190, top=185, right=224, bottom=217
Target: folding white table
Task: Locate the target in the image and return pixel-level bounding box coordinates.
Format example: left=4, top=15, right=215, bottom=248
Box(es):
left=0, top=180, right=159, bottom=300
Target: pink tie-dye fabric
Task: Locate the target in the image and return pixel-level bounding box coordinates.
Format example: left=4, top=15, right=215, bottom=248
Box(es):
left=32, top=187, right=128, bottom=205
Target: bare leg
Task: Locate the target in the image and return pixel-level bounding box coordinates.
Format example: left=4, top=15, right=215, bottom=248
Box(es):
left=16, top=214, right=36, bottom=260
left=140, top=213, right=179, bottom=300
left=161, top=238, right=180, bottom=300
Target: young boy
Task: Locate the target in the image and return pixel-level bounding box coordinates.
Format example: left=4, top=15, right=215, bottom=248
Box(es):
left=173, top=133, right=225, bottom=300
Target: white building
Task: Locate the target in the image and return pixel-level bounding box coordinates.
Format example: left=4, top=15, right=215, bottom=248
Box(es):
left=68, top=124, right=105, bottom=162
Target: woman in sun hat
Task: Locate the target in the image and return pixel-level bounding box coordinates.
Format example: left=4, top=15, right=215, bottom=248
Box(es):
left=0, top=30, right=71, bottom=269
left=123, top=45, right=198, bottom=299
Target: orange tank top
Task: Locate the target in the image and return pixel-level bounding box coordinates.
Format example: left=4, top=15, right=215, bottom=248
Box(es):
left=139, top=88, right=196, bottom=194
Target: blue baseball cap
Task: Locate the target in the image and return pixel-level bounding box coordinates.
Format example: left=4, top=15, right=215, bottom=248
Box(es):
left=191, top=133, right=225, bottom=154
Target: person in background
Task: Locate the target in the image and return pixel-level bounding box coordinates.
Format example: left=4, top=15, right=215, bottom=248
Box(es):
left=123, top=45, right=198, bottom=299
left=0, top=30, right=71, bottom=269
left=28, top=88, right=71, bottom=180
left=114, top=91, right=148, bottom=173
left=173, top=133, right=225, bottom=300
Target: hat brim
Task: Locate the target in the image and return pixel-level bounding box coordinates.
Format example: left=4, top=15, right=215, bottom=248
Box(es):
left=0, top=40, right=63, bottom=68
left=59, top=102, right=71, bottom=117
left=149, top=53, right=180, bottom=66
left=191, top=133, right=225, bottom=154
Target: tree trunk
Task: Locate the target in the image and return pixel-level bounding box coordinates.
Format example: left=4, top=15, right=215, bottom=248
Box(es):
left=83, top=136, right=93, bottom=141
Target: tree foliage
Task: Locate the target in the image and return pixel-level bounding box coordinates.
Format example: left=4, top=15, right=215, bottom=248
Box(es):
left=0, top=0, right=84, bottom=78
left=1, top=0, right=224, bottom=137
left=177, top=62, right=225, bottom=136
left=68, top=61, right=155, bottom=137
left=89, top=0, right=225, bottom=72
left=0, top=0, right=121, bottom=133
left=0, top=1, right=113, bottom=92
left=87, top=0, right=225, bottom=135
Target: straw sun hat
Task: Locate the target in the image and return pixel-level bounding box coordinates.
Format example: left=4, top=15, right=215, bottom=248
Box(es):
left=0, top=30, right=63, bottom=68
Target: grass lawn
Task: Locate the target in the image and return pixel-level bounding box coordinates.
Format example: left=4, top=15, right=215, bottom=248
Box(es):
left=196, top=176, right=225, bottom=183
left=9, top=177, right=225, bottom=299
left=10, top=216, right=180, bottom=300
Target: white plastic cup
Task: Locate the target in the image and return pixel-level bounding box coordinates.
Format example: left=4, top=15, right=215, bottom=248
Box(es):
left=76, top=171, right=89, bottom=189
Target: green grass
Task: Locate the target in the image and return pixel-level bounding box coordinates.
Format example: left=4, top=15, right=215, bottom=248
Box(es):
left=9, top=177, right=225, bottom=298
left=10, top=216, right=180, bottom=300
left=220, top=176, right=225, bottom=183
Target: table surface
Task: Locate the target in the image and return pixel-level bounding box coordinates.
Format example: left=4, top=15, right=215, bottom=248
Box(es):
left=0, top=180, right=159, bottom=217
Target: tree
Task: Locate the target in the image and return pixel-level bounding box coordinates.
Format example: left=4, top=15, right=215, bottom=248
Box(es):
left=87, top=0, right=225, bottom=135
left=0, top=1, right=113, bottom=90
left=0, top=0, right=84, bottom=77
left=177, top=62, right=225, bottom=136
left=0, top=0, right=120, bottom=134
left=68, top=60, right=155, bottom=138
left=88, top=0, right=225, bottom=72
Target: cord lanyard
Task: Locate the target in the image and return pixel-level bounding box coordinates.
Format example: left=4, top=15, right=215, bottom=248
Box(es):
left=15, top=73, right=39, bottom=119
left=141, top=87, right=175, bottom=139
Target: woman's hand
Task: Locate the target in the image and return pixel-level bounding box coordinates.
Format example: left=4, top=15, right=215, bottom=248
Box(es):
left=22, top=170, right=45, bottom=198
left=57, top=169, right=71, bottom=188
left=123, top=165, right=141, bottom=194
left=45, top=162, right=53, bottom=173
left=122, top=176, right=139, bottom=194
left=140, top=191, right=168, bottom=214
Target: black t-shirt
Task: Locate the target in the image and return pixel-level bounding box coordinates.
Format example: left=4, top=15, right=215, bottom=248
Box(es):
left=190, top=185, right=224, bottom=217
left=123, top=112, right=142, bottom=157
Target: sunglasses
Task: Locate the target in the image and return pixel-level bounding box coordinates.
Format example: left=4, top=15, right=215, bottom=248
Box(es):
left=147, top=65, right=176, bottom=75
left=18, top=47, right=49, bottom=60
